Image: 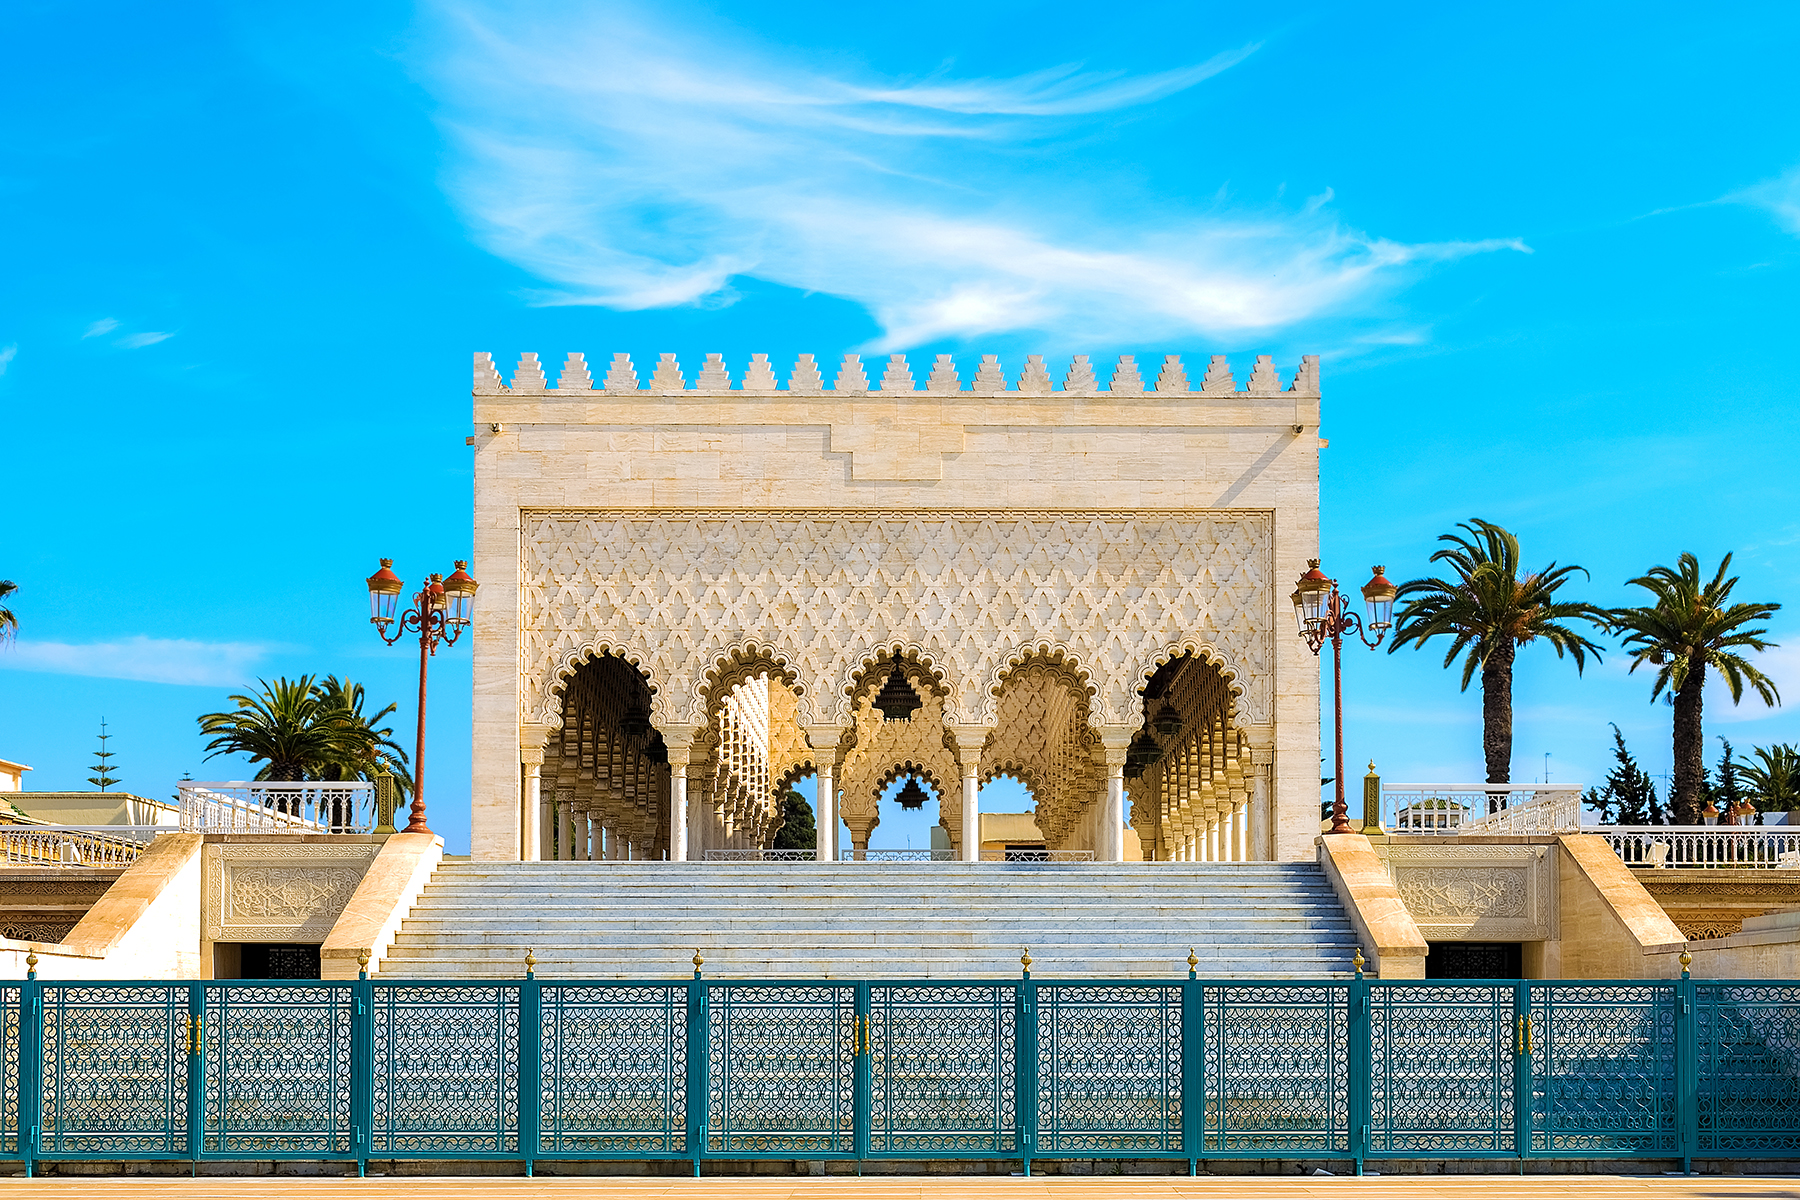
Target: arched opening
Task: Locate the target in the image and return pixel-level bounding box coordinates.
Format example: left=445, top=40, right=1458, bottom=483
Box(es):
left=542, top=653, right=668, bottom=861
left=863, top=769, right=947, bottom=859
left=976, top=770, right=1046, bottom=861
left=691, top=662, right=808, bottom=857
left=1128, top=651, right=1254, bottom=862
left=983, top=653, right=1102, bottom=856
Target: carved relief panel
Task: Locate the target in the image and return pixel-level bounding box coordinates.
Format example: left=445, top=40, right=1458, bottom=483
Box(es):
left=203, top=844, right=380, bottom=943
left=1383, top=843, right=1558, bottom=942
left=520, top=509, right=1273, bottom=734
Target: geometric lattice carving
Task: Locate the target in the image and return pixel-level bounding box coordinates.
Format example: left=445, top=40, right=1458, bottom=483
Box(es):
left=205, top=845, right=380, bottom=942
left=523, top=509, right=1271, bottom=733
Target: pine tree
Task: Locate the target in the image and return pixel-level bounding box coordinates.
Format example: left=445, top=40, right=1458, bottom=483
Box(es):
left=1713, top=738, right=1747, bottom=820
left=87, top=719, right=122, bottom=792
left=1583, top=724, right=1663, bottom=825
left=771, top=789, right=817, bottom=850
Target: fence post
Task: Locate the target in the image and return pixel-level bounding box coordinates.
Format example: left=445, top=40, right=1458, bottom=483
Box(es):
left=186, top=983, right=203, bottom=1174
left=685, top=954, right=708, bottom=1178
left=1181, top=956, right=1201, bottom=1176
left=1513, top=982, right=1533, bottom=1163
left=353, top=950, right=373, bottom=1178
left=1016, top=952, right=1037, bottom=1176
left=1348, top=953, right=1369, bottom=1175
left=853, top=983, right=872, bottom=1161
left=1676, top=950, right=1696, bottom=1175
left=519, top=952, right=541, bottom=1178
left=20, top=957, right=41, bottom=1177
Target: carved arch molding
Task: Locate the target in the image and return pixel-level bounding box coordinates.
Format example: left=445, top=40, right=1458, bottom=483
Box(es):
left=523, top=509, right=1273, bottom=733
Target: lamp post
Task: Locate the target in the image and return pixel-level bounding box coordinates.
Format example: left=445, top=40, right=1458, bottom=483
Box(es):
left=365, top=558, right=478, bottom=836
left=1292, top=560, right=1398, bottom=835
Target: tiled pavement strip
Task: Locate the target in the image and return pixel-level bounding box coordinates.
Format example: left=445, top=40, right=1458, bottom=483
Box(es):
left=0, top=1178, right=1798, bottom=1199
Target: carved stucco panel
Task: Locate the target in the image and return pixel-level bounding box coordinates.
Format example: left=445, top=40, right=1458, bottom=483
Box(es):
left=520, top=509, right=1272, bottom=732
left=204, top=844, right=380, bottom=943
left=1383, top=843, right=1557, bottom=941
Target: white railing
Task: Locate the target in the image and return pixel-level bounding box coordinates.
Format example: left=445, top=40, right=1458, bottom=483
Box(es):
left=178, top=781, right=374, bottom=834
left=840, top=849, right=958, bottom=862
left=980, top=849, right=1096, bottom=862
left=1380, top=785, right=1582, bottom=834
left=702, top=849, right=819, bottom=861
left=1595, top=826, right=1800, bottom=869
left=0, top=825, right=162, bottom=867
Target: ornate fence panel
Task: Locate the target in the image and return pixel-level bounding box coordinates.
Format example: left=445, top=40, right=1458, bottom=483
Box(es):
left=536, top=983, right=689, bottom=1159
left=1695, top=983, right=1800, bottom=1155
left=1368, top=983, right=1516, bottom=1156
left=38, top=985, right=190, bottom=1160
left=868, top=984, right=1016, bottom=1156
left=1036, top=984, right=1183, bottom=1155
left=369, top=984, right=520, bottom=1158
left=1200, top=983, right=1349, bottom=1156
left=201, top=983, right=354, bottom=1157
left=4, top=973, right=1799, bottom=1172
left=1528, top=984, right=1677, bottom=1156
left=705, top=984, right=855, bottom=1156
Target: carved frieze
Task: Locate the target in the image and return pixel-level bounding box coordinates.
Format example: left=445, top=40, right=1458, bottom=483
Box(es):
left=203, top=844, right=379, bottom=943
left=520, top=509, right=1273, bottom=732
left=1383, top=843, right=1556, bottom=941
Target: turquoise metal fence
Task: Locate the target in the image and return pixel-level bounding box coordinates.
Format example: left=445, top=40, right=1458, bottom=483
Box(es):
left=5, top=966, right=1798, bottom=1175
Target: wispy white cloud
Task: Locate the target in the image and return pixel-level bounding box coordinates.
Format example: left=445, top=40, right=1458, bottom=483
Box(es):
left=83, top=318, right=120, bottom=339
left=117, top=331, right=174, bottom=349
left=1729, top=166, right=1800, bottom=236
left=0, top=636, right=276, bottom=687
left=1705, top=637, right=1797, bottom=725
left=419, top=3, right=1527, bottom=348
left=0, top=346, right=14, bottom=375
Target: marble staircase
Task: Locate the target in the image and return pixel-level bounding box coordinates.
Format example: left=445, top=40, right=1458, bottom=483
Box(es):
left=379, top=861, right=1363, bottom=980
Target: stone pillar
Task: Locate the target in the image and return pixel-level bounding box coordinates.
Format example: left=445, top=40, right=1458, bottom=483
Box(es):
left=1096, top=728, right=1132, bottom=863
left=950, top=727, right=989, bottom=863
left=1249, top=747, right=1275, bottom=862
left=805, top=727, right=845, bottom=865
left=661, top=726, right=696, bottom=863
left=556, top=797, right=572, bottom=861
left=587, top=812, right=602, bottom=860
left=519, top=749, right=543, bottom=863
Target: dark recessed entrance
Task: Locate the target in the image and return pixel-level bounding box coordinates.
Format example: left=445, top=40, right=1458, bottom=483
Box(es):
left=1425, top=941, right=1522, bottom=979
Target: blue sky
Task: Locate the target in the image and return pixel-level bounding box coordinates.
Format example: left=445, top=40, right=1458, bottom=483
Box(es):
left=3, top=1, right=1798, bottom=852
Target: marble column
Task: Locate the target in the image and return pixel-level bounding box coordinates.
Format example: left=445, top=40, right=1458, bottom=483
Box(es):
left=950, top=727, right=989, bottom=863
left=519, top=751, right=542, bottom=863
left=805, top=726, right=844, bottom=865
left=1097, top=729, right=1131, bottom=863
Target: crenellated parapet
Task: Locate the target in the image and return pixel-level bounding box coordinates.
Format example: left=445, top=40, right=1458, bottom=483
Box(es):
left=473, top=351, right=1320, bottom=399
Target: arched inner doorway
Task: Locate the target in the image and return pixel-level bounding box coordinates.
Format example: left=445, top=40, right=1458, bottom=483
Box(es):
left=540, top=653, right=669, bottom=860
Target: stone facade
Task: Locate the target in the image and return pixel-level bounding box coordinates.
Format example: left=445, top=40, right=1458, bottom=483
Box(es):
left=471, top=351, right=1324, bottom=863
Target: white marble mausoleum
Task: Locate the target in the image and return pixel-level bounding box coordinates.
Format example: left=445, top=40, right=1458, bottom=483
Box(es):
left=468, top=351, right=1325, bottom=865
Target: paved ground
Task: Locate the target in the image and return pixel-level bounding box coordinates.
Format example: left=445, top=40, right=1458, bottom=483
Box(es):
left=3, top=1177, right=1799, bottom=1199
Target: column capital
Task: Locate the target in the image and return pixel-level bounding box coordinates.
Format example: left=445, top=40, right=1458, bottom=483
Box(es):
left=803, top=726, right=847, bottom=764
left=1095, top=724, right=1133, bottom=768
left=948, top=724, right=991, bottom=758
left=520, top=722, right=551, bottom=751
left=1250, top=746, right=1275, bottom=767
left=519, top=747, right=545, bottom=767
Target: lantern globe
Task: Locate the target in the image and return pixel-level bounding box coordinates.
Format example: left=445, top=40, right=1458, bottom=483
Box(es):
left=1293, top=559, right=1333, bottom=632
left=366, top=559, right=403, bottom=626
left=443, top=561, right=479, bottom=627
left=1360, top=565, right=1399, bottom=632
left=426, top=574, right=448, bottom=612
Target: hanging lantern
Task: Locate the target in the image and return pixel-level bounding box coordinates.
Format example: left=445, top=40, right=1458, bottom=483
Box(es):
left=873, top=661, right=922, bottom=722
left=644, top=733, right=668, bottom=765
left=895, top=777, right=929, bottom=810
left=619, top=707, right=651, bottom=737
left=1150, top=699, right=1182, bottom=738
left=1126, top=730, right=1163, bottom=772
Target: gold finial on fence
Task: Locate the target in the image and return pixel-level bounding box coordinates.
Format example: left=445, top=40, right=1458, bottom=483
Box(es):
left=1680, top=947, right=1692, bottom=978
left=26, top=951, right=37, bottom=980
left=1020, top=948, right=1033, bottom=979
left=693, top=948, right=705, bottom=979
left=1187, top=948, right=1199, bottom=980
left=357, top=948, right=371, bottom=979
left=524, top=949, right=537, bottom=979
left=1353, top=947, right=1365, bottom=979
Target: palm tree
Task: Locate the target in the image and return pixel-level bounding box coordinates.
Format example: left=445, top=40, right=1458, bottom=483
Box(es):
left=0, top=580, right=16, bottom=644
left=198, top=676, right=356, bottom=781
left=1738, top=744, right=1800, bottom=814
left=1610, top=552, right=1781, bottom=824
left=313, top=675, right=413, bottom=796
left=1388, top=519, right=1609, bottom=786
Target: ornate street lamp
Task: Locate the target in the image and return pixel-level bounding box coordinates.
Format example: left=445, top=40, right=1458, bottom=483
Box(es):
left=1291, top=561, right=1397, bottom=835
left=365, top=558, right=479, bottom=836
